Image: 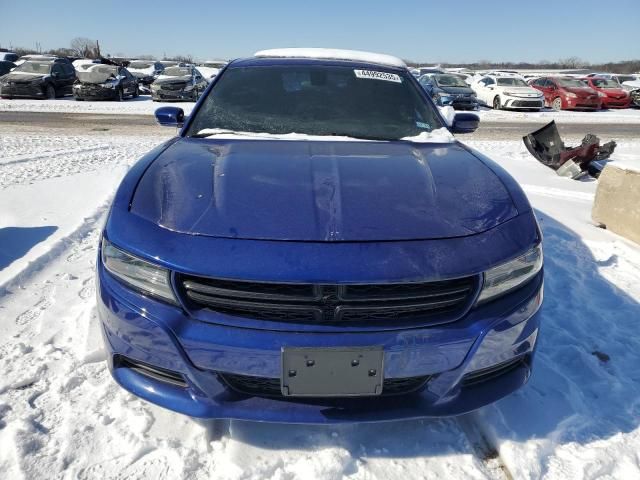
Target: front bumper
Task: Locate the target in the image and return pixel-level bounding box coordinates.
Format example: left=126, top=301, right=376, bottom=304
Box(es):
left=74, top=85, right=118, bottom=100
left=502, top=96, right=544, bottom=109
left=0, top=83, right=45, bottom=98
left=436, top=96, right=479, bottom=110
left=601, top=96, right=631, bottom=109
left=151, top=88, right=194, bottom=101
left=97, top=258, right=543, bottom=423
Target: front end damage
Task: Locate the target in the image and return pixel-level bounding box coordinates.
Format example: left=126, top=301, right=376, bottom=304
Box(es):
left=523, top=121, right=616, bottom=179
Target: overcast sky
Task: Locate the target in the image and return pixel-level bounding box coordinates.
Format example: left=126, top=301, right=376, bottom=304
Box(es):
left=1, top=0, right=638, bottom=63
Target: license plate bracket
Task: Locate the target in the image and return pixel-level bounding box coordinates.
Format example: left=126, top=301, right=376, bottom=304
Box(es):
left=281, top=346, right=384, bottom=397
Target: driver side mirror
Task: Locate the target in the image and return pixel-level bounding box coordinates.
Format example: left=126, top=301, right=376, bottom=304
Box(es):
left=155, top=106, right=185, bottom=127
left=450, top=112, right=480, bottom=134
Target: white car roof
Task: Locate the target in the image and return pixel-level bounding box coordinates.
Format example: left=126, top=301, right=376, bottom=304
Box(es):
left=254, top=48, right=406, bottom=68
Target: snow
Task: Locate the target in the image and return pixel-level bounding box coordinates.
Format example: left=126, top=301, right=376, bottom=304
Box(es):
left=193, top=129, right=376, bottom=142
left=1, top=121, right=640, bottom=478
left=401, top=127, right=454, bottom=143
left=254, top=48, right=407, bottom=68
left=0, top=97, right=196, bottom=115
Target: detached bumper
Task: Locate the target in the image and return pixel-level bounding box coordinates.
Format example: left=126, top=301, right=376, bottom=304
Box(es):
left=97, top=260, right=543, bottom=423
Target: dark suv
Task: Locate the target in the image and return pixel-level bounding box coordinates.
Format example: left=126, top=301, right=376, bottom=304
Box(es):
left=0, top=57, right=76, bottom=99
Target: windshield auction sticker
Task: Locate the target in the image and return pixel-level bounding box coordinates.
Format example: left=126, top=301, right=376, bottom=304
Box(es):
left=354, top=70, right=402, bottom=83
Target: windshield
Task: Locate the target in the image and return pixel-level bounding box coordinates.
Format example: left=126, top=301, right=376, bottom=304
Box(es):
left=496, top=78, right=528, bottom=87
left=591, top=78, right=618, bottom=88
left=15, top=61, right=52, bottom=74
left=187, top=65, right=442, bottom=141
left=556, top=78, right=589, bottom=88
left=129, top=61, right=153, bottom=69
left=434, top=74, right=467, bottom=87
left=163, top=67, right=191, bottom=76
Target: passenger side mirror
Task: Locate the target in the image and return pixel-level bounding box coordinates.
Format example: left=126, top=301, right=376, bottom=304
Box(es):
left=155, top=106, right=185, bottom=127
left=450, top=112, right=480, bottom=134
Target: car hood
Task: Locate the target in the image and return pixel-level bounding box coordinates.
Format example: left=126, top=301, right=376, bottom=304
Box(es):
left=497, top=86, right=540, bottom=95
left=438, top=85, right=475, bottom=95
left=1, top=72, right=46, bottom=83
left=130, top=139, right=519, bottom=241
left=564, top=87, right=598, bottom=97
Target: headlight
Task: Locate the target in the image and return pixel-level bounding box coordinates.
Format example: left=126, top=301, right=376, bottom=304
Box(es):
left=102, top=80, right=117, bottom=89
left=565, top=92, right=577, bottom=98
left=101, top=238, right=178, bottom=304
left=184, top=83, right=195, bottom=91
left=477, top=244, right=543, bottom=304
left=597, top=91, right=607, bottom=98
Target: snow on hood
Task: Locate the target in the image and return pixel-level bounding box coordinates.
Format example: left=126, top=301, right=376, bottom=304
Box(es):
left=401, top=127, right=455, bottom=143
left=154, top=74, right=191, bottom=83
left=622, top=80, right=640, bottom=89
left=77, top=65, right=118, bottom=84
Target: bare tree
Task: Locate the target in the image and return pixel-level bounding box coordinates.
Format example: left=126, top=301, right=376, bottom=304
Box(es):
left=70, top=37, right=100, bottom=58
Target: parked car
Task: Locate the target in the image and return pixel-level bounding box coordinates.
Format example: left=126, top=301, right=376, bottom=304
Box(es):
left=150, top=65, right=207, bottom=101
left=73, top=64, right=139, bottom=101
left=0, top=57, right=75, bottom=99
left=615, top=74, right=640, bottom=92
left=528, top=76, right=601, bottom=110
left=415, top=66, right=445, bottom=76
left=472, top=75, right=544, bottom=110
left=0, top=51, right=19, bottom=63
left=0, top=60, right=16, bottom=77
left=582, top=77, right=631, bottom=109
left=97, top=48, right=543, bottom=423
left=127, top=60, right=165, bottom=93
left=418, top=73, right=478, bottom=110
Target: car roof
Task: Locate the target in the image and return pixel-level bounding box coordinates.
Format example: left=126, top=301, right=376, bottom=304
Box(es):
left=253, top=48, right=406, bottom=69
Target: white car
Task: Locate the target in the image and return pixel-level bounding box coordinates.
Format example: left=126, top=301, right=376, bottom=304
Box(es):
left=472, top=75, right=544, bottom=110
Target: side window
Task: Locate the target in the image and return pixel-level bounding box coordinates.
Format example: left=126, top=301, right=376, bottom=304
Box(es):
left=485, top=77, right=495, bottom=86
left=52, top=64, right=64, bottom=76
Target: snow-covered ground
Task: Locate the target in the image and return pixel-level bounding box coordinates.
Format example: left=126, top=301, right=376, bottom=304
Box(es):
left=2, top=96, right=640, bottom=124
left=1, top=126, right=639, bottom=479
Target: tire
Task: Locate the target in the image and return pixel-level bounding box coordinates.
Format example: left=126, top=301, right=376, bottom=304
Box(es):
left=75, top=97, right=84, bottom=102
left=492, top=95, right=501, bottom=110
left=117, top=88, right=124, bottom=102
left=552, top=97, right=562, bottom=110
left=133, top=85, right=139, bottom=98
left=45, top=84, right=56, bottom=100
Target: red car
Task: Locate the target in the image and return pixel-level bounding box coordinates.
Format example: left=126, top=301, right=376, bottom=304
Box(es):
left=582, top=77, right=631, bottom=109
left=528, top=76, right=601, bottom=110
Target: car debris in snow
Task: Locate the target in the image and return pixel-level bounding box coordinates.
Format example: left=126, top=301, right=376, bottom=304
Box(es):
left=523, top=120, right=616, bottom=179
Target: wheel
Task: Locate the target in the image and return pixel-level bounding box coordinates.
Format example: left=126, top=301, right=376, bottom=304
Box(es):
left=492, top=95, right=501, bottom=110
left=45, top=84, right=56, bottom=100
left=117, top=88, right=124, bottom=101
left=75, top=97, right=84, bottom=101
left=551, top=97, right=562, bottom=110
left=133, top=85, right=139, bottom=98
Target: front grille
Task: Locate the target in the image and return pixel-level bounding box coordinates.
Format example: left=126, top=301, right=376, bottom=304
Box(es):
left=179, top=275, right=477, bottom=326
left=513, top=100, right=543, bottom=107
left=159, top=82, right=187, bottom=91
left=219, top=372, right=430, bottom=397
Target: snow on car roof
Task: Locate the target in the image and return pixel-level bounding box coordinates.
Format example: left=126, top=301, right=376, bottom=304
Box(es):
left=254, top=48, right=406, bottom=68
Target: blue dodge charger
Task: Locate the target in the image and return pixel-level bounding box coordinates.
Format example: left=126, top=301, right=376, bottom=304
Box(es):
left=97, top=48, right=543, bottom=423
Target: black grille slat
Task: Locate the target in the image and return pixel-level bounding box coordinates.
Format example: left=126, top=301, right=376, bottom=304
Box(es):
left=180, top=275, right=476, bottom=326
left=220, top=373, right=430, bottom=397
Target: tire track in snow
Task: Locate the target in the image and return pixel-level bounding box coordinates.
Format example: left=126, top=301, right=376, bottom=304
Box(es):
left=458, top=413, right=513, bottom=480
